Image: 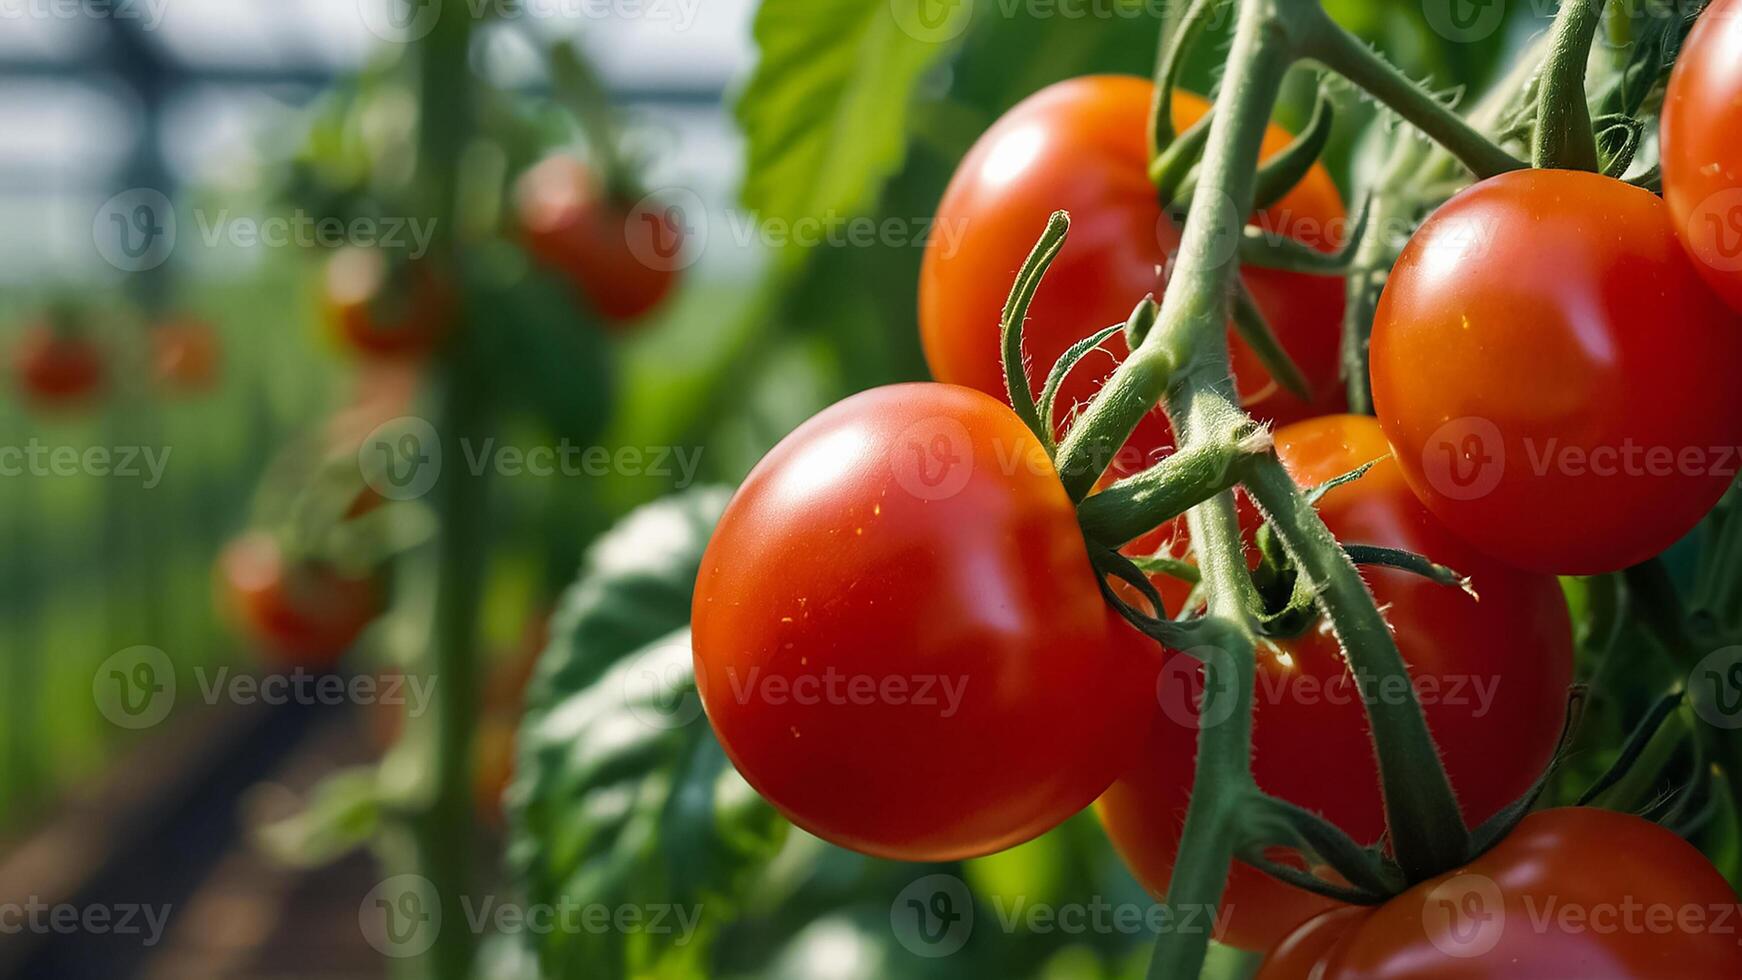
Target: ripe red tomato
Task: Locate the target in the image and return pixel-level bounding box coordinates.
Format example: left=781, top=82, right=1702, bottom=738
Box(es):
left=1664, top=0, right=1742, bottom=313
left=515, top=156, right=683, bottom=325
left=1258, top=808, right=1742, bottom=978
left=12, top=324, right=103, bottom=410
left=1097, top=415, right=1573, bottom=952
left=920, top=76, right=1347, bottom=475
left=218, top=532, right=381, bottom=669
left=151, top=317, right=221, bottom=392
left=692, top=383, right=1158, bottom=861
left=322, top=246, right=454, bottom=359
left=1371, top=169, right=1742, bottom=576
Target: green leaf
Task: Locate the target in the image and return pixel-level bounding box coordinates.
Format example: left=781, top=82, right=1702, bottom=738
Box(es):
left=508, top=488, right=787, bottom=980
left=737, top=0, right=964, bottom=231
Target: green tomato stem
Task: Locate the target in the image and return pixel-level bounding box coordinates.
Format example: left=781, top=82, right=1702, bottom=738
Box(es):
left=1149, top=0, right=1226, bottom=160
left=1289, top=3, right=1526, bottom=179
left=397, top=12, right=485, bottom=980
left=1134, top=2, right=1285, bottom=975
left=1001, top=211, right=1070, bottom=450
left=1052, top=3, right=1493, bottom=970
left=1242, top=455, right=1472, bottom=879
left=1533, top=0, right=1605, bottom=172
left=1077, top=431, right=1269, bottom=548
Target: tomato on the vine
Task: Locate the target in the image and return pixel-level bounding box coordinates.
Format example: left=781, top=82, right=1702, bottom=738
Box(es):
left=515, top=155, right=682, bottom=325
left=1371, top=168, right=1742, bottom=576
left=1097, top=415, right=1574, bottom=952
left=920, top=76, right=1347, bottom=475
left=12, top=324, right=104, bottom=410
left=151, top=317, right=222, bottom=392
left=1664, top=0, right=1742, bottom=313
left=1258, top=808, right=1742, bottom=978
left=692, top=383, right=1158, bottom=861
left=323, top=246, right=454, bottom=359
left=218, top=532, right=381, bottom=669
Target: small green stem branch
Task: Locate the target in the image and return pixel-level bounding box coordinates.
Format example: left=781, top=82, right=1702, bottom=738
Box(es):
left=1340, top=138, right=1426, bottom=412
left=1534, top=0, right=1605, bottom=171
left=1150, top=0, right=1226, bottom=158
left=1288, top=4, right=1525, bottom=179
left=1242, top=458, right=1471, bottom=877
left=1078, top=429, right=1271, bottom=547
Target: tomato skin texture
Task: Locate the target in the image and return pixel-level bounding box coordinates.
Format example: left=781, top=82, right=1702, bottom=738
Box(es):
left=515, top=156, right=680, bottom=325
left=151, top=318, right=222, bottom=392
left=920, top=76, right=1346, bottom=474
left=218, top=533, right=381, bottom=669
left=1664, top=0, right=1742, bottom=313
left=1258, top=808, right=1742, bottom=979
left=13, top=325, right=104, bottom=410
left=692, top=383, right=1158, bottom=861
left=1372, top=169, right=1742, bottom=576
left=323, top=247, right=455, bottom=359
left=1097, top=415, right=1573, bottom=952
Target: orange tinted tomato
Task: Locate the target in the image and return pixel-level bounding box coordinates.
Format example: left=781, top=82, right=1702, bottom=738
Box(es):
left=1259, top=808, right=1742, bottom=979
left=1663, top=0, right=1742, bottom=312
left=1373, top=169, right=1742, bottom=575
left=920, top=76, right=1347, bottom=475
left=693, top=383, right=1158, bottom=861
left=515, top=156, right=682, bottom=325
left=219, top=532, right=381, bottom=669
left=151, top=318, right=222, bottom=392
left=323, top=247, right=454, bottom=359
left=1098, top=416, right=1573, bottom=951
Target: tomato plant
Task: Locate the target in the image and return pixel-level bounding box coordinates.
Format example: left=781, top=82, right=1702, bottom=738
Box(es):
left=920, top=75, right=1347, bottom=474
left=217, top=532, right=381, bottom=669
left=1371, top=168, right=1742, bottom=576
left=151, top=317, right=222, bottom=392
left=1097, top=415, right=1574, bottom=951
left=515, top=155, right=681, bottom=326
left=692, top=383, right=1158, bottom=861
left=1258, top=807, right=1742, bottom=978
left=12, top=323, right=104, bottom=410
left=1664, top=0, right=1742, bottom=313
left=322, top=246, right=455, bottom=359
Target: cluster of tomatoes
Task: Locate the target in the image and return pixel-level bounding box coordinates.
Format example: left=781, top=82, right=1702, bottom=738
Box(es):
left=691, top=2, right=1742, bottom=974
left=9, top=313, right=221, bottom=413
left=225, top=154, right=685, bottom=665
left=318, top=155, right=681, bottom=362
